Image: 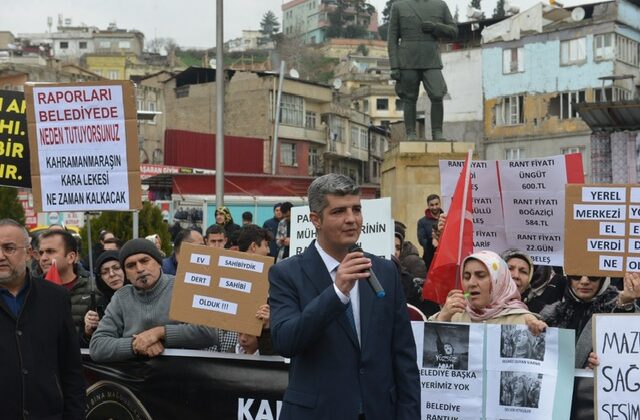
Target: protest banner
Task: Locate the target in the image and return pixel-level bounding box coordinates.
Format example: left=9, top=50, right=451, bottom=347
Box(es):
left=0, top=90, right=30, bottom=188
left=289, top=197, right=394, bottom=259
left=439, top=159, right=507, bottom=253
left=499, top=154, right=583, bottom=266
left=24, top=81, right=141, bottom=212
left=81, top=350, right=288, bottom=420
left=564, top=184, right=640, bottom=276
left=440, top=154, right=583, bottom=266
left=412, top=321, right=575, bottom=419
left=169, top=243, right=272, bottom=336
left=416, top=322, right=485, bottom=419
left=593, top=313, right=640, bottom=420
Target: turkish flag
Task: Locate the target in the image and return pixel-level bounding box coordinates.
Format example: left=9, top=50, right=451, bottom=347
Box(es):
left=422, top=151, right=474, bottom=305
left=44, top=259, right=63, bottom=285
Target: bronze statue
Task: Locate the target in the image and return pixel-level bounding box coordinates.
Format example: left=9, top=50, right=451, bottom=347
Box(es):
left=387, top=0, right=458, bottom=140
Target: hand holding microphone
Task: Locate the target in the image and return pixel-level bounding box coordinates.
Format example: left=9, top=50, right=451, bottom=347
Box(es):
left=347, top=244, right=385, bottom=298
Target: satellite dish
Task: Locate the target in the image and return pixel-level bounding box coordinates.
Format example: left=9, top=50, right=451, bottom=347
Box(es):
left=289, top=68, right=300, bottom=79
left=209, top=58, right=216, bottom=69
left=571, top=7, right=585, bottom=21
left=333, top=78, right=343, bottom=90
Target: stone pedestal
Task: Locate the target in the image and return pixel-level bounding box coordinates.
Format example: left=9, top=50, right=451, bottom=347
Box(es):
left=381, top=141, right=475, bottom=248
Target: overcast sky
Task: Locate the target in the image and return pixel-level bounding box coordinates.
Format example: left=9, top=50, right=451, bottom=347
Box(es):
left=2, top=0, right=596, bottom=49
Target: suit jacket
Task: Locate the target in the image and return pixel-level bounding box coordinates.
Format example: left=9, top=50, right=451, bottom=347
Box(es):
left=269, top=242, right=420, bottom=420
left=0, top=274, right=86, bottom=419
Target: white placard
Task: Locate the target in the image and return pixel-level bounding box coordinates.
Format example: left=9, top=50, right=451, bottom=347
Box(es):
left=630, top=223, right=640, bottom=236
left=573, top=205, right=626, bottom=220
left=190, top=253, right=211, bottom=265
left=218, top=277, right=252, bottom=294
left=581, top=187, right=626, bottom=202
left=587, top=238, right=625, bottom=253
left=594, top=314, right=640, bottom=420
left=289, top=197, right=394, bottom=259
left=192, top=294, right=238, bottom=315
left=184, top=272, right=211, bottom=287
left=32, top=84, right=131, bottom=211
left=217, top=256, right=264, bottom=273
left=439, top=160, right=508, bottom=253
left=599, top=222, right=625, bottom=236
left=599, top=255, right=624, bottom=271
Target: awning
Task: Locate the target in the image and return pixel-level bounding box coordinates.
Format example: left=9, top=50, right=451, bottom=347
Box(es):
left=576, top=100, right=640, bottom=132
left=140, top=164, right=216, bottom=188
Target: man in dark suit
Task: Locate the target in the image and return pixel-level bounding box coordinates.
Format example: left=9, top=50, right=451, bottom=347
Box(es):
left=269, top=174, right=420, bottom=420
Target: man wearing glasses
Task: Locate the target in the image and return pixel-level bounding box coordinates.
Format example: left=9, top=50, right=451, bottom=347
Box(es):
left=0, top=218, right=86, bottom=419
left=89, top=238, right=219, bottom=362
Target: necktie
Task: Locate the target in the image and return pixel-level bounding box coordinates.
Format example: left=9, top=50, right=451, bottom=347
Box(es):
left=345, top=300, right=357, bottom=336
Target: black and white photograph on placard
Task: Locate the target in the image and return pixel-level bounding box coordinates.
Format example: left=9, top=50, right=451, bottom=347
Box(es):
left=500, top=325, right=545, bottom=361
left=499, top=371, right=542, bottom=408
left=423, top=323, right=469, bottom=370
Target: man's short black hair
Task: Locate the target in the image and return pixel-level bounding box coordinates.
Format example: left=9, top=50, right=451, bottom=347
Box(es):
left=427, top=194, right=440, bottom=203
left=273, top=203, right=282, bottom=211
left=39, top=229, right=78, bottom=254
left=242, top=211, right=253, bottom=222
left=237, top=225, right=272, bottom=252
left=280, top=202, right=293, bottom=214
left=205, top=224, right=226, bottom=237
left=174, top=229, right=198, bottom=251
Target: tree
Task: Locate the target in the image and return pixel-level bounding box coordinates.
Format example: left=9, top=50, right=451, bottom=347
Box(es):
left=259, top=10, right=280, bottom=45
left=326, top=0, right=373, bottom=40
left=80, top=202, right=172, bottom=256
left=469, top=0, right=486, bottom=19
left=381, top=0, right=398, bottom=24
left=146, top=37, right=178, bottom=56
left=0, top=187, right=25, bottom=225
left=493, top=0, right=506, bottom=18
left=454, top=5, right=460, bottom=22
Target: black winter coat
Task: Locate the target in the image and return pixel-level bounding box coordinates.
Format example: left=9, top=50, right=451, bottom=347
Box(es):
left=0, top=274, right=86, bottom=419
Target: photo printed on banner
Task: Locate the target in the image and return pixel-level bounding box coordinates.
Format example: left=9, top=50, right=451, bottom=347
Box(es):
left=500, top=325, right=546, bottom=362
left=423, top=323, right=470, bottom=370
left=499, top=372, right=543, bottom=409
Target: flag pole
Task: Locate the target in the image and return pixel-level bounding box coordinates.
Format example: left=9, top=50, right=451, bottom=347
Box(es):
left=454, top=149, right=473, bottom=289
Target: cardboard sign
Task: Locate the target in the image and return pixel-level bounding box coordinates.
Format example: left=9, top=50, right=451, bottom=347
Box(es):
left=0, top=90, right=31, bottom=188
left=24, top=81, right=141, bottom=212
left=593, top=314, right=640, bottom=420
left=169, top=243, right=272, bottom=336
left=564, top=184, right=640, bottom=276
left=289, top=197, right=394, bottom=259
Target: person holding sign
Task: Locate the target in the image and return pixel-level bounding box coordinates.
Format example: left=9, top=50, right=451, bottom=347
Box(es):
left=89, top=239, right=219, bottom=362
left=269, top=174, right=420, bottom=420
left=431, top=250, right=547, bottom=334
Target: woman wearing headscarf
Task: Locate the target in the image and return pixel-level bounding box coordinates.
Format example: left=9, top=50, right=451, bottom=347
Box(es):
left=80, top=251, right=129, bottom=346
left=215, top=206, right=240, bottom=247
left=431, top=250, right=546, bottom=333
left=540, top=272, right=639, bottom=418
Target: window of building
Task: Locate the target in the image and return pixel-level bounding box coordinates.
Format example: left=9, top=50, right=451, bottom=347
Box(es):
left=305, top=111, right=316, bottom=129
left=370, top=135, right=378, bottom=153
left=395, top=99, right=404, bottom=111
left=562, top=147, right=582, bottom=155
left=363, top=99, right=369, bottom=113
left=594, top=33, right=614, bottom=60
left=350, top=126, right=359, bottom=147
left=505, top=148, right=525, bottom=160
left=550, top=90, right=585, bottom=119
left=118, top=41, right=131, bottom=49
left=359, top=127, right=368, bottom=149
left=94, top=69, right=102, bottom=76
left=376, top=98, right=389, bottom=110
left=279, top=93, right=304, bottom=127
left=494, top=95, right=524, bottom=126
left=99, top=41, right=110, bottom=48
left=560, top=38, right=586, bottom=65
left=502, top=47, right=524, bottom=73
left=79, top=41, right=87, bottom=49
left=108, top=70, right=119, bottom=80
left=280, top=143, right=297, bottom=166
left=615, top=34, right=639, bottom=66
left=330, top=117, right=345, bottom=143
left=372, top=160, right=380, bottom=178
left=308, top=147, right=318, bottom=175
left=59, top=41, right=69, bottom=49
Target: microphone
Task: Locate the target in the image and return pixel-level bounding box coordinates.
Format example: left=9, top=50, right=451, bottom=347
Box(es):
left=348, top=244, right=385, bottom=298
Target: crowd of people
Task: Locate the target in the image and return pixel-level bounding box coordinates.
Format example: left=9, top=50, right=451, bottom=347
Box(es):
left=1, top=181, right=640, bottom=418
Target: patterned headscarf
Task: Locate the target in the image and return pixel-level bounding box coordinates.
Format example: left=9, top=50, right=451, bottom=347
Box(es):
left=216, top=206, right=233, bottom=225
left=462, top=250, right=528, bottom=322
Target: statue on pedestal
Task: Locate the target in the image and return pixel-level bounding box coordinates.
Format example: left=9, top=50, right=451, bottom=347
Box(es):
left=387, top=0, right=458, bottom=141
